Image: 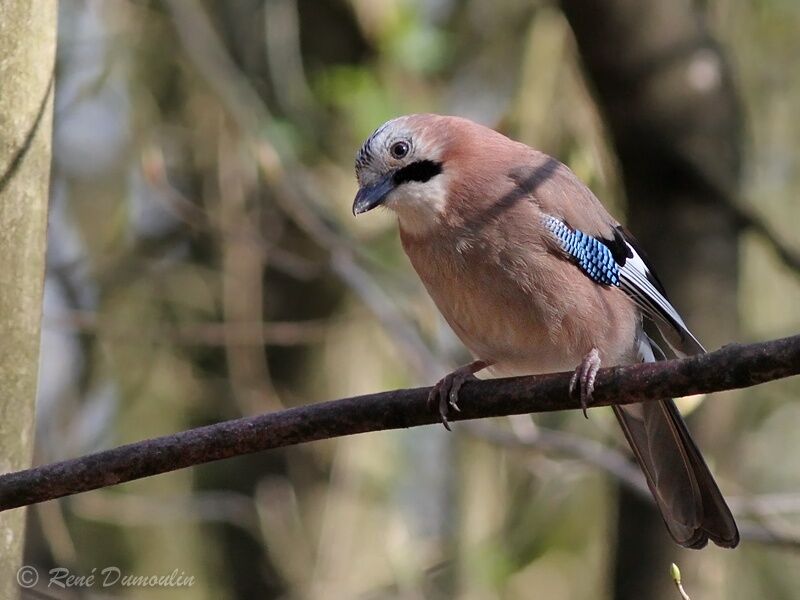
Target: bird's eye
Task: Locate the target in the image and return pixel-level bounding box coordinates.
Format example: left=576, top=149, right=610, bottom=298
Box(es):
left=390, top=141, right=409, bottom=159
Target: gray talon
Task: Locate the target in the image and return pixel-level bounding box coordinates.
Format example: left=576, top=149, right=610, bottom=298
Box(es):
left=571, top=348, right=601, bottom=419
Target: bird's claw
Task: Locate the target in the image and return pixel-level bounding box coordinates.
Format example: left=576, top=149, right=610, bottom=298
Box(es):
left=428, top=365, right=478, bottom=431
left=570, top=348, right=601, bottom=419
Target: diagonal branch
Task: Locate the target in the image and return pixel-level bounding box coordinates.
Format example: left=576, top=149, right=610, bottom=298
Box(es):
left=0, top=334, right=798, bottom=513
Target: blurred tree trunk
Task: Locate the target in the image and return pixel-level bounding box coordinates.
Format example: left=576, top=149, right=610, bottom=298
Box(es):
left=0, top=2, right=57, bottom=596
left=559, top=1, right=741, bottom=598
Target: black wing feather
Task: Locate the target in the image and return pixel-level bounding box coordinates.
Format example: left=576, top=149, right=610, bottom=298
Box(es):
left=603, top=226, right=705, bottom=357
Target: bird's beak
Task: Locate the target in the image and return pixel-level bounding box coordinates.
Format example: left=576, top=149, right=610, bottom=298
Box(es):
left=352, top=172, right=395, bottom=215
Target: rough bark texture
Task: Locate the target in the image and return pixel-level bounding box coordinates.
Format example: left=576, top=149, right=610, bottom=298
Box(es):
left=0, top=334, right=796, bottom=513
left=0, top=2, right=56, bottom=597
left=558, top=1, right=741, bottom=598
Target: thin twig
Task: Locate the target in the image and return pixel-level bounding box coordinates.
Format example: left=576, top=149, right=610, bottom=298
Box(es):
left=724, top=197, right=800, bottom=274
left=45, top=310, right=330, bottom=347
left=465, top=420, right=800, bottom=548
left=0, top=334, right=797, bottom=513
left=463, top=421, right=652, bottom=498
left=670, top=563, right=692, bottom=600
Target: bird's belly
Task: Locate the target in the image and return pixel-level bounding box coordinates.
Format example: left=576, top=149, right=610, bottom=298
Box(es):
left=443, top=297, right=581, bottom=376
left=422, top=267, right=639, bottom=377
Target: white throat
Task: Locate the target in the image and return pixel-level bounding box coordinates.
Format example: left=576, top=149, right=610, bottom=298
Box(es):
left=386, top=175, right=448, bottom=236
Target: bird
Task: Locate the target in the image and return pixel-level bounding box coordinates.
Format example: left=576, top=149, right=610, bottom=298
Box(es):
left=351, top=113, right=739, bottom=549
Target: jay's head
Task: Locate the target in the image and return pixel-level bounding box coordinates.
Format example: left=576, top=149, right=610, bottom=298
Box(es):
left=353, top=114, right=519, bottom=233
left=353, top=114, right=465, bottom=233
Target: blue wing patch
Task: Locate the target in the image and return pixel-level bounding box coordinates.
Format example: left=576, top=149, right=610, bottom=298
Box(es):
left=543, top=216, right=620, bottom=286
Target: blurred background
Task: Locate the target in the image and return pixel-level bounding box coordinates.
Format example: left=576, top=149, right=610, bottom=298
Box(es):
left=22, top=0, right=800, bottom=598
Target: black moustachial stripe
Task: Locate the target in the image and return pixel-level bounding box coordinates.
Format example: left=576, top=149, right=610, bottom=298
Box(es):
left=393, top=160, right=442, bottom=185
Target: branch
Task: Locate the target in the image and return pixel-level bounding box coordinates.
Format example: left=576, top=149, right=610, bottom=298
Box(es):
left=0, top=334, right=798, bottom=513
left=725, top=199, right=800, bottom=274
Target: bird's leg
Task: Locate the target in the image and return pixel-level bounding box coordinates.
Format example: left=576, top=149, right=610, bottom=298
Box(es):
left=570, top=348, right=601, bottom=419
left=428, top=359, right=492, bottom=431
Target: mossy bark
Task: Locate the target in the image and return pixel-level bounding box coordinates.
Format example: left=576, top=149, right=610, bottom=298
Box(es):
left=0, top=1, right=56, bottom=596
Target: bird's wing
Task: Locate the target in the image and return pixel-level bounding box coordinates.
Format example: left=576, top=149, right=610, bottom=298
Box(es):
left=606, top=225, right=705, bottom=357
left=505, top=153, right=703, bottom=357
left=541, top=215, right=705, bottom=357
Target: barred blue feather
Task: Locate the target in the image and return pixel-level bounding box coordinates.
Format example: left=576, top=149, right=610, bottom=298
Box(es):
left=543, top=216, right=620, bottom=286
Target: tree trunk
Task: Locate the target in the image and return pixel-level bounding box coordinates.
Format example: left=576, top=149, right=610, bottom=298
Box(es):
left=0, top=2, right=57, bottom=596
left=559, top=1, right=741, bottom=598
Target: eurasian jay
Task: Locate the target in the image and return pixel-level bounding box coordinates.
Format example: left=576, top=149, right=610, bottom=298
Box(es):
left=351, top=114, right=738, bottom=549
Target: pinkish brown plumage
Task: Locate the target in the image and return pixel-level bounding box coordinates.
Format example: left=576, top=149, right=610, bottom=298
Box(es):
left=352, top=114, right=738, bottom=549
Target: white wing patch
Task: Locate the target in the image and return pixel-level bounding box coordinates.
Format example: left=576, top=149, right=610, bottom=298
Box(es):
left=618, top=242, right=705, bottom=357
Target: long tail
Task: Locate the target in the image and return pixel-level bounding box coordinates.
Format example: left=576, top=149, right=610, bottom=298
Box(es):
left=614, top=336, right=739, bottom=548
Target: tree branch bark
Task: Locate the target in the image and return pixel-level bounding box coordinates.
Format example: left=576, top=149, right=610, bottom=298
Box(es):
left=0, top=334, right=797, bottom=513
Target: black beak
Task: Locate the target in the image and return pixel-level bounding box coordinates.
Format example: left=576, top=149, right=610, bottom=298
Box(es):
left=352, top=172, right=395, bottom=215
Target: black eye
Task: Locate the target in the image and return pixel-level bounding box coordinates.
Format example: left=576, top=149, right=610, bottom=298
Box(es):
left=390, top=141, right=409, bottom=159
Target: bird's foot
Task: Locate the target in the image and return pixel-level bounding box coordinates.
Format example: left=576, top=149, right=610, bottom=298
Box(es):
left=428, top=360, right=490, bottom=431
left=570, top=348, right=601, bottom=419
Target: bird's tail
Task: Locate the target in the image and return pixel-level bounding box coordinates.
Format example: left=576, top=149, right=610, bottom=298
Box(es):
left=613, top=392, right=739, bottom=548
